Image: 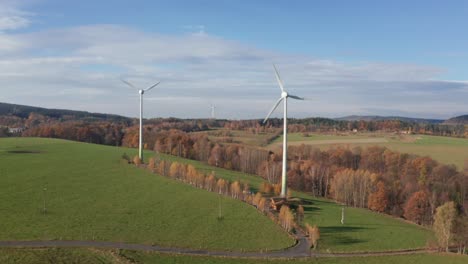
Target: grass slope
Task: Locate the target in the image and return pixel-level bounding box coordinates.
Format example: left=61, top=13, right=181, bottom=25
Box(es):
left=0, top=138, right=293, bottom=251
left=296, top=195, right=432, bottom=252
left=151, top=152, right=433, bottom=252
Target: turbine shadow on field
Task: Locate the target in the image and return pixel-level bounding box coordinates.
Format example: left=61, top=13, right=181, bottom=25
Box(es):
left=321, top=226, right=370, bottom=245
left=320, top=226, right=371, bottom=234
left=7, top=150, right=43, bottom=154
left=303, top=206, right=321, bottom=212
left=332, top=236, right=367, bottom=245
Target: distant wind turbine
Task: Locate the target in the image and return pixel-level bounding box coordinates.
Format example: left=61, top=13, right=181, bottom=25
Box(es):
left=210, top=104, right=216, bottom=119
left=121, top=78, right=160, bottom=162
left=263, top=64, right=304, bottom=198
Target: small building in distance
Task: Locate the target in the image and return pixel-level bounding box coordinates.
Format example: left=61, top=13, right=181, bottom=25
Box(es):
left=8, top=127, right=24, bottom=134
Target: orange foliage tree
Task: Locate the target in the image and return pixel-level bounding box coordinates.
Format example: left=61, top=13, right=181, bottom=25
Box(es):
left=368, top=181, right=388, bottom=212
left=404, top=190, right=431, bottom=225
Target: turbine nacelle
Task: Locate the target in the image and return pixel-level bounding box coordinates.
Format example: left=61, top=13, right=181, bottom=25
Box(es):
left=263, top=64, right=304, bottom=124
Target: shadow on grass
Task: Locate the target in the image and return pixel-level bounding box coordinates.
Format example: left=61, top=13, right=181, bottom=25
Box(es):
left=332, top=236, right=367, bottom=245
left=320, top=225, right=372, bottom=234
left=298, top=198, right=315, bottom=205
left=303, top=206, right=321, bottom=212
left=321, top=226, right=370, bottom=246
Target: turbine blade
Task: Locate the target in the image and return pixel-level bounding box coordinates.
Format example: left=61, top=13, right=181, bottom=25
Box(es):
left=121, top=78, right=136, bottom=89
left=288, top=94, right=304, bottom=100
left=145, top=81, right=160, bottom=92
left=263, top=97, right=284, bottom=124
left=273, top=64, right=285, bottom=92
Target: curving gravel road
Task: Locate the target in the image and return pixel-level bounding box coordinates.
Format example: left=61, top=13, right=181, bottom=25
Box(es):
left=0, top=235, right=436, bottom=259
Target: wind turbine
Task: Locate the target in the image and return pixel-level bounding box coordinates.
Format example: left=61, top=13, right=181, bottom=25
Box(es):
left=210, top=104, right=216, bottom=119
left=121, top=78, right=160, bottom=162
left=263, top=64, right=304, bottom=198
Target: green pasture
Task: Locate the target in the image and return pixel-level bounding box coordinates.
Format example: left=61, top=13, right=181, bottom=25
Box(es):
left=0, top=138, right=293, bottom=251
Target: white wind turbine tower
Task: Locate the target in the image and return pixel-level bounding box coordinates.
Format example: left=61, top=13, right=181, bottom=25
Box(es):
left=210, top=104, right=216, bottom=119
left=263, top=64, right=304, bottom=198
left=121, top=78, right=161, bottom=162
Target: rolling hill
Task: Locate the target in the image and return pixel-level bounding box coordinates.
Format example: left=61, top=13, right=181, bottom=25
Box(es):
left=443, top=114, right=468, bottom=125
left=0, top=102, right=131, bottom=122
left=336, top=115, right=444, bottom=124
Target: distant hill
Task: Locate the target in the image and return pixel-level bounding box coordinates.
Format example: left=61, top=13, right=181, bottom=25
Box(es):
left=443, top=115, right=468, bottom=125
left=0, top=102, right=131, bottom=122
left=336, top=115, right=444, bottom=124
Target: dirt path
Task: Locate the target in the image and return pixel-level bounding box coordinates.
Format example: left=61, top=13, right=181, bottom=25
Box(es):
left=0, top=237, right=435, bottom=259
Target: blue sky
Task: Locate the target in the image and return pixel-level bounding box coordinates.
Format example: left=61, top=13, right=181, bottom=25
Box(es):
left=0, top=0, right=467, bottom=119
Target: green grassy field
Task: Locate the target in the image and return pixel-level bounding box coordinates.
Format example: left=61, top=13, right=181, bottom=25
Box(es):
left=203, top=129, right=276, bottom=146
left=271, top=133, right=468, bottom=169
left=151, top=152, right=433, bottom=253
left=127, top=251, right=468, bottom=264
left=0, top=138, right=293, bottom=251
left=1, top=248, right=467, bottom=264
left=0, top=248, right=115, bottom=264
left=296, top=195, right=432, bottom=252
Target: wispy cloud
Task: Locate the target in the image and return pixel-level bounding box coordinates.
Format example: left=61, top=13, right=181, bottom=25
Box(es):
left=0, top=4, right=465, bottom=119
left=182, top=24, right=206, bottom=35
left=0, top=1, right=33, bottom=31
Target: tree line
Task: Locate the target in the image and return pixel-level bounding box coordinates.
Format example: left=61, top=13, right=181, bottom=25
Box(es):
left=1, top=111, right=466, bottom=140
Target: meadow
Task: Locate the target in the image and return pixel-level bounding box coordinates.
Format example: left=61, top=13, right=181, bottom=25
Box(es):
left=0, top=138, right=293, bottom=251
left=270, top=133, right=468, bottom=169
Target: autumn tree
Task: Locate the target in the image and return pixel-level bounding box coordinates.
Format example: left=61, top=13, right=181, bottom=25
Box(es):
left=252, top=192, right=263, bottom=208
left=331, top=169, right=372, bottom=208
left=404, top=190, right=432, bottom=225
left=296, top=205, right=305, bottom=223
left=258, top=197, right=267, bottom=213
left=169, top=162, right=181, bottom=179
left=433, top=201, right=457, bottom=252
left=195, top=173, right=205, bottom=188
left=158, top=160, right=169, bottom=176
left=147, top=157, right=156, bottom=171
left=204, top=173, right=216, bottom=192
left=243, top=183, right=250, bottom=199
left=279, top=205, right=294, bottom=231
left=453, top=215, right=468, bottom=254
left=368, top=181, right=388, bottom=212
left=273, top=184, right=282, bottom=196
left=230, top=181, right=242, bottom=199
left=306, top=223, right=320, bottom=249
left=133, top=155, right=141, bottom=166
left=260, top=182, right=274, bottom=194
left=216, top=179, right=228, bottom=195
